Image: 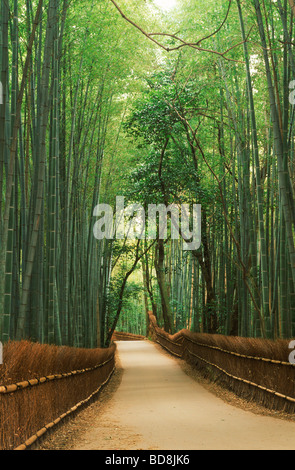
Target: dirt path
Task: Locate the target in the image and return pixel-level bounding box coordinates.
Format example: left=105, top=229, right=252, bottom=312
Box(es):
left=41, top=340, right=295, bottom=451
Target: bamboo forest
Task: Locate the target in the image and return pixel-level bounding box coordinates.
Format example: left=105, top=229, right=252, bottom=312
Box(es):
left=1, top=0, right=295, bottom=350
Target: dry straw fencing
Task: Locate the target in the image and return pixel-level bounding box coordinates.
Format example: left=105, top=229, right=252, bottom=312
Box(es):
left=148, top=312, right=295, bottom=414
left=112, top=331, right=146, bottom=342
left=0, top=341, right=116, bottom=450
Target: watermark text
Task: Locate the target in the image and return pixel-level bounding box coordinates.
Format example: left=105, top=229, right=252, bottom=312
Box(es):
left=93, top=197, right=201, bottom=251
left=289, top=80, right=295, bottom=105
left=289, top=340, right=295, bottom=364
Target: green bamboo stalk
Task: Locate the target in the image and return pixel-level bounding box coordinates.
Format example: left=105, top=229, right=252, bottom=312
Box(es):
left=16, top=0, right=57, bottom=340
left=253, top=0, right=295, bottom=290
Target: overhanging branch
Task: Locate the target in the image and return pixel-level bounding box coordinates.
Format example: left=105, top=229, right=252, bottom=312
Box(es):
left=109, top=0, right=245, bottom=63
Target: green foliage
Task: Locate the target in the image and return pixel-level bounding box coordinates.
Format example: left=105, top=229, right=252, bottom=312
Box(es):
left=1, top=0, right=295, bottom=346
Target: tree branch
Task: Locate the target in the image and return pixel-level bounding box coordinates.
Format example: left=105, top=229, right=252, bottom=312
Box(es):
left=109, top=0, right=245, bottom=63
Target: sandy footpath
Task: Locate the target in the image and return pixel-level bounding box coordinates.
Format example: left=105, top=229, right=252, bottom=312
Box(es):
left=47, top=340, right=295, bottom=451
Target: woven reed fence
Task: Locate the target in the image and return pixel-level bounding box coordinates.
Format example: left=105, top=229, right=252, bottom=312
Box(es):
left=112, top=331, right=146, bottom=341
left=148, top=312, right=295, bottom=414
left=0, top=341, right=116, bottom=450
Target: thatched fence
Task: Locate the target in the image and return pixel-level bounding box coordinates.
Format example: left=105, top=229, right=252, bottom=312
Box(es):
left=148, top=312, right=295, bottom=414
left=0, top=341, right=116, bottom=450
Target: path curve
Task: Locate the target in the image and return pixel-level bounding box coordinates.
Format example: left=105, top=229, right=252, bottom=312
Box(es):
left=72, top=340, right=295, bottom=451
